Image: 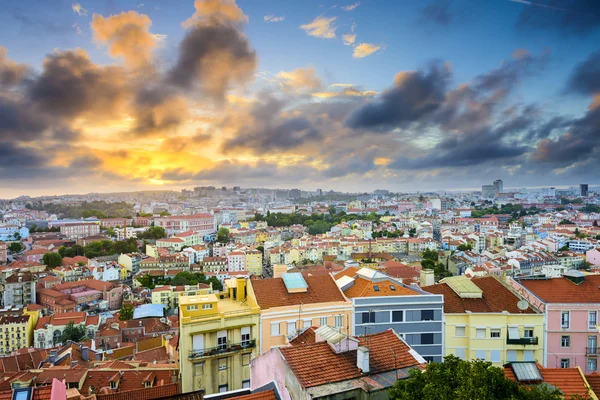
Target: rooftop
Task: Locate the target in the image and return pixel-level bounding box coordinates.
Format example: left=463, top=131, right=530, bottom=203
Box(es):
left=520, top=275, right=600, bottom=303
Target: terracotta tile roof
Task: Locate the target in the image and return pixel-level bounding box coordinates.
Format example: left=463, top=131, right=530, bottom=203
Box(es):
left=520, top=275, right=600, bottom=303
left=279, top=329, right=422, bottom=388
left=333, top=267, right=360, bottom=280
left=95, top=382, right=179, bottom=400
left=229, top=390, right=277, bottom=400
left=81, top=369, right=177, bottom=394
left=37, top=368, right=87, bottom=385
left=425, top=276, right=536, bottom=314
left=251, top=275, right=346, bottom=309
left=505, top=364, right=593, bottom=398
left=289, top=327, right=317, bottom=346
left=343, top=277, right=417, bottom=298
left=133, top=347, right=169, bottom=364
left=586, top=371, right=600, bottom=396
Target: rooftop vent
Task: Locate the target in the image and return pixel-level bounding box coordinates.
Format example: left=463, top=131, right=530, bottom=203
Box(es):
left=564, top=270, right=585, bottom=285
left=282, top=273, right=308, bottom=293
left=443, top=276, right=483, bottom=299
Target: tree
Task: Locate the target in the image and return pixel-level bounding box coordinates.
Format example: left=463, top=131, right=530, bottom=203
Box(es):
left=42, top=252, right=63, bottom=268
left=137, top=226, right=167, bottom=240
left=457, top=243, right=473, bottom=252
left=559, top=219, right=574, bottom=225
left=421, top=259, right=436, bottom=270
left=8, top=242, right=23, bottom=253
left=60, top=321, right=87, bottom=343
left=119, top=304, right=134, bottom=320
left=106, top=227, right=117, bottom=238
left=388, top=355, right=563, bottom=400
left=216, top=227, right=230, bottom=243
left=408, top=228, right=417, bottom=237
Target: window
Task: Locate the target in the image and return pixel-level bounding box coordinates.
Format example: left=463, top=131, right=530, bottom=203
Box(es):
left=455, top=348, right=466, bottom=360
left=270, top=323, right=280, bottom=336
left=193, top=363, right=204, bottom=376
left=218, top=358, right=227, bottom=370
left=590, top=311, right=598, bottom=329
left=524, top=350, right=534, bottom=362
left=475, top=350, right=486, bottom=360
left=387, top=310, right=402, bottom=323
left=319, top=317, right=328, bottom=326
left=561, top=335, right=570, bottom=348
left=287, top=321, right=296, bottom=336
left=373, top=285, right=379, bottom=292
left=303, top=319, right=311, bottom=328
left=421, top=333, right=434, bottom=345
left=202, top=304, right=213, bottom=310
left=524, top=329, right=534, bottom=338
left=560, top=359, right=570, bottom=368
left=490, top=329, right=501, bottom=338
left=242, top=380, right=251, bottom=389
left=241, top=327, right=250, bottom=346
left=421, top=310, right=434, bottom=321
left=110, top=381, right=117, bottom=390
left=334, top=315, right=343, bottom=328
left=507, top=350, right=517, bottom=362
left=455, top=326, right=466, bottom=337
left=561, top=311, right=570, bottom=329
left=187, top=305, right=198, bottom=311
left=242, top=353, right=250, bottom=366
left=218, top=384, right=228, bottom=393
left=490, top=350, right=501, bottom=363
left=476, top=328, right=486, bottom=339
left=589, top=336, right=598, bottom=354
left=589, top=358, right=598, bottom=372
left=390, top=285, right=396, bottom=291
left=217, top=331, right=227, bottom=350
left=192, top=334, right=204, bottom=353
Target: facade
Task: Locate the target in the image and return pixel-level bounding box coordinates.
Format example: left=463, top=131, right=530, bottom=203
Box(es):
left=100, top=218, right=132, bottom=228
left=60, top=223, right=100, bottom=240
left=118, top=252, right=146, bottom=275
left=335, top=267, right=445, bottom=362
left=151, top=283, right=211, bottom=311
left=179, top=277, right=260, bottom=394
left=227, top=251, right=245, bottom=272
left=587, top=248, right=600, bottom=267
left=34, top=311, right=100, bottom=349
left=0, top=315, right=29, bottom=355
left=0, top=243, right=6, bottom=264
left=245, top=250, right=262, bottom=276
left=154, top=214, right=215, bottom=235
left=3, top=271, right=36, bottom=307
left=511, top=273, right=600, bottom=373
left=89, top=260, right=121, bottom=281
left=248, top=273, right=353, bottom=355
left=426, top=276, right=545, bottom=367
left=203, top=257, right=227, bottom=274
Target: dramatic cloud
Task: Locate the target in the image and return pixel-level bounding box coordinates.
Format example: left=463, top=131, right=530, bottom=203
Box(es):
left=566, top=51, right=600, bottom=96
left=182, top=0, right=248, bottom=28
left=313, top=84, right=376, bottom=99
left=277, top=67, right=322, bottom=94
left=342, top=23, right=357, bottom=45
left=131, top=85, right=189, bottom=136
left=347, top=61, right=451, bottom=129
left=91, top=11, right=159, bottom=68
left=264, top=15, right=285, bottom=22
left=353, top=43, right=383, bottom=58
left=516, top=0, right=600, bottom=35
left=341, top=2, right=361, bottom=11
left=0, top=47, right=29, bottom=86
left=72, top=3, right=87, bottom=16
left=300, top=16, right=337, bottom=39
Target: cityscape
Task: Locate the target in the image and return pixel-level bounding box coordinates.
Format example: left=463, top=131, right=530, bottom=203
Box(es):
left=1, top=0, right=600, bottom=399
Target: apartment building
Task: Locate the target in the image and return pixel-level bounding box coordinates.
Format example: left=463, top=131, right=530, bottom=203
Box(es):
left=118, top=252, right=146, bottom=275
left=335, top=267, right=444, bottom=362
left=151, top=283, right=211, bottom=311
left=34, top=311, right=100, bottom=349
left=245, top=249, right=262, bottom=276
left=202, top=257, right=227, bottom=274
left=426, top=275, right=545, bottom=367
left=154, top=214, right=215, bottom=235
left=179, top=277, right=260, bottom=394
left=0, top=315, right=29, bottom=355
left=60, top=222, right=100, bottom=240
left=511, top=272, right=600, bottom=373
left=248, top=273, right=353, bottom=354
left=3, top=271, right=36, bottom=308
left=227, top=251, right=245, bottom=272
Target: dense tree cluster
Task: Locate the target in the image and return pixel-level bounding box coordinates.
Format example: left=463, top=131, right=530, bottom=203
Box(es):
left=471, top=203, right=540, bottom=219
left=29, top=200, right=134, bottom=219
left=137, top=271, right=223, bottom=292
left=59, top=321, right=88, bottom=344
left=135, top=226, right=167, bottom=240
left=421, top=248, right=452, bottom=281
left=42, top=252, right=63, bottom=268
left=57, top=238, right=138, bottom=259
left=253, top=210, right=381, bottom=235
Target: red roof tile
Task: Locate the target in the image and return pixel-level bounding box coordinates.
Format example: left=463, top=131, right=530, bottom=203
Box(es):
left=520, top=275, right=600, bottom=303
left=229, top=390, right=277, bottom=400
left=289, top=327, right=317, bottom=346
left=251, top=275, right=346, bottom=309
left=505, top=364, right=593, bottom=398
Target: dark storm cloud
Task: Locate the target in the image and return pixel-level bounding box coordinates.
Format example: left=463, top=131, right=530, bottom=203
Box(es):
left=0, top=47, right=29, bottom=87
left=132, top=85, right=187, bottom=136
left=565, top=51, right=600, bottom=96
left=346, top=61, right=450, bottom=130
left=420, top=1, right=453, bottom=26
left=168, top=24, right=256, bottom=101
left=516, top=0, right=600, bottom=35
left=0, top=96, right=48, bottom=140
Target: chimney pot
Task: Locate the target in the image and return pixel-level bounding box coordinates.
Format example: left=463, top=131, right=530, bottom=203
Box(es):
left=357, top=346, right=370, bottom=373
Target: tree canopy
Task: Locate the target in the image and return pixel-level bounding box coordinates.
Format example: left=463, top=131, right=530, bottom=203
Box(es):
left=119, top=303, right=134, bottom=320
left=216, top=227, right=230, bottom=243
left=137, top=271, right=223, bottom=292
left=60, top=321, right=87, bottom=343
left=30, top=200, right=133, bottom=219
left=136, top=226, right=167, bottom=240
left=8, top=242, right=23, bottom=253
left=389, top=355, right=565, bottom=400
left=43, top=252, right=63, bottom=268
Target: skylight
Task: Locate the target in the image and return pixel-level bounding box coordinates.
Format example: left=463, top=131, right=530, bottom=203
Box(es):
left=390, top=285, right=396, bottom=290
left=510, top=362, right=543, bottom=382
left=373, top=285, right=379, bottom=291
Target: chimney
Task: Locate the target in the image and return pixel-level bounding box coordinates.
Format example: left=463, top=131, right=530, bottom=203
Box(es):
left=357, top=346, right=370, bottom=373
left=420, top=269, right=435, bottom=287
left=235, top=277, right=246, bottom=302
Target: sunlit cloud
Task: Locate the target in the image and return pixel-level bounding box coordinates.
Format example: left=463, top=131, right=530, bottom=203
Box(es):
left=342, top=2, right=360, bottom=11
left=342, top=23, right=357, bottom=45
left=264, top=15, right=285, bottom=22
left=277, top=67, right=322, bottom=94
left=353, top=42, right=384, bottom=58
left=300, top=16, right=337, bottom=39
left=72, top=3, right=87, bottom=16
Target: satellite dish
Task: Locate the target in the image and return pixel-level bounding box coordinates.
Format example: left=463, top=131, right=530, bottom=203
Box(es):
left=517, top=300, right=529, bottom=311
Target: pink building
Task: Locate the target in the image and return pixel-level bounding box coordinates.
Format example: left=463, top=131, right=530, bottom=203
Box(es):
left=227, top=251, right=246, bottom=272
left=511, top=273, right=600, bottom=373
left=154, top=214, right=215, bottom=235
left=587, top=248, right=600, bottom=267
left=60, top=223, right=100, bottom=240
left=23, top=248, right=47, bottom=263
left=100, top=218, right=132, bottom=228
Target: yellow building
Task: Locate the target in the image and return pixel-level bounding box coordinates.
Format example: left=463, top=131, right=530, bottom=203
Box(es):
left=0, top=311, right=31, bottom=355
left=152, top=284, right=212, bottom=311
left=247, top=273, right=353, bottom=354
left=179, top=277, right=260, bottom=394
left=425, top=276, right=545, bottom=366
left=244, top=250, right=262, bottom=276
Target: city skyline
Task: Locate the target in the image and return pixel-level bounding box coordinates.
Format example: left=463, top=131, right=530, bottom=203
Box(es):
left=1, top=0, right=600, bottom=198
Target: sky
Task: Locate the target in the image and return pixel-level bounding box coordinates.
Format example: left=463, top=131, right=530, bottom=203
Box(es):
left=1, top=0, right=600, bottom=198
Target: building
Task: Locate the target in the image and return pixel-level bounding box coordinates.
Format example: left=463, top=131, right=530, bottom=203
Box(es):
left=100, top=218, right=132, bottom=228
left=227, top=251, right=246, bottom=272
left=245, top=249, right=262, bottom=276
left=89, top=259, right=122, bottom=282
left=248, top=273, right=353, bottom=355
left=511, top=272, right=600, bottom=373
left=581, top=184, right=589, bottom=197
left=3, top=271, right=36, bottom=307
left=179, top=277, right=261, bottom=394
left=0, top=243, right=6, bottom=264
left=60, top=222, right=100, bottom=240
left=494, top=179, right=504, bottom=194
left=482, top=185, right=496, bottom=199
left=335, top=267, right=444, bottom=362
left=587, top=248, right=600, bottom=267
left=118, top=252, right=146, bottom=275
left=34, top=311, right=100, bottom=349
left=426, top=275, right=545, bottom=367
left=155, top=214, right=215, bottom=235
left=0, top=315, right=30, bottom=355
left=251, top=326, right=426, bottom=400
left=151, top=283, right=211, bottom=311
left=203, top=257, right=227, bottom=274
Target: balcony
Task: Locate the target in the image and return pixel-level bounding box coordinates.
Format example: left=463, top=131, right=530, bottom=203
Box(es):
left=587, top=347, right=598, bottom=356
left=188, top=339, right=256, bottom=359
left=506, top=337, right=539, bottom=345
